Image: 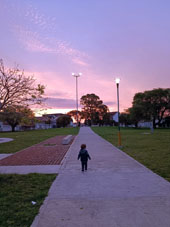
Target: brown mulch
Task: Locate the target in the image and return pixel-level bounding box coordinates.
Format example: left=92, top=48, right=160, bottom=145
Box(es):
left=0, top=135, right=75, bottom=166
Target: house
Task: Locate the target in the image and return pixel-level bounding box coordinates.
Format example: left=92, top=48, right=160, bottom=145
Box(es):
left=34, top=116, right=50, bottom=130
left=138, top=121, right=153, bottom=128
left=42, top=113, right=64, bottom=128
left=110, top=112, right=119, bottom=122
left=40, top=113, right=73, bottom=128
left=0, top=121, right=21, bottom=132
left=0, top=113, right=73, bottom=132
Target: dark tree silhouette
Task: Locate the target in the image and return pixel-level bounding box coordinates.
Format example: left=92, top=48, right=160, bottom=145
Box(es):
left=80, top=93, right=109, bottom=124
left=0, top=59, right=45, bottom=110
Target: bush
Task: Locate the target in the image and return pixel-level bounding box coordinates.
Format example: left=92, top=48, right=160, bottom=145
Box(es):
left=56, top=115, right=72, bottom=127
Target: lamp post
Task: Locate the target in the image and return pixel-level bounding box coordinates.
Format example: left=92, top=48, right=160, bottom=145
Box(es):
left=72, top=72, right=82, bottom=126
left=115, top=78, right=121, bottom=147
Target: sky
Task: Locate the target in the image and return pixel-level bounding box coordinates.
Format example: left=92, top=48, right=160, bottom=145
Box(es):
left=0, top=0, right=170, bottom=116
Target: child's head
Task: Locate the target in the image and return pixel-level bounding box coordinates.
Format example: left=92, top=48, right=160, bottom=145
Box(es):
left=81, top=144, right=86, bottom=149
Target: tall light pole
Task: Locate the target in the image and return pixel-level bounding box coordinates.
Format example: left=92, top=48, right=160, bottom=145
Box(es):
left=72, top=72, right=82, bottom=126
left=115, top=78, right=121, bottom=147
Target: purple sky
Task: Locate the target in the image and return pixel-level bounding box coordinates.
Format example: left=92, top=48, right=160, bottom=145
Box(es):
left=1, top=0, right=170, bottom=115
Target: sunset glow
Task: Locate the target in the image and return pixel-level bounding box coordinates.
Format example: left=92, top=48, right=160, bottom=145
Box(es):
left=1, top=1, right=170, bottom=116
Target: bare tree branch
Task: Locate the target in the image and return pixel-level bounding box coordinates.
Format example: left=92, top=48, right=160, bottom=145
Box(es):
left=0, top=59, right=45, bottom=110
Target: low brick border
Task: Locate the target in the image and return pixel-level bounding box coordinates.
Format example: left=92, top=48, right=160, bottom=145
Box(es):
left=0, top=135, right=75, bottom=166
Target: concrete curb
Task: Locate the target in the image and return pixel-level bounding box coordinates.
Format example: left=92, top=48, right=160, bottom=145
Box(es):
left=0, top=165, right=61, bottom=174
left=0, top=138, right=13, bottom=143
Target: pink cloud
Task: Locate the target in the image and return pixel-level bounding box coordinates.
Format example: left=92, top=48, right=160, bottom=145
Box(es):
left=13, top=26, right=89, bottom=67
left=5, top=0, right=89, bottom=68
left=72, top=58, right=89, bottom=66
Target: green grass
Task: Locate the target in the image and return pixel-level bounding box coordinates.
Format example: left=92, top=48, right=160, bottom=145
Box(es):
left=0, top=127, right=79, bottom=154
left=0, top=173, right=56, bottom=227
left=92, top=126, right=170, bottom=181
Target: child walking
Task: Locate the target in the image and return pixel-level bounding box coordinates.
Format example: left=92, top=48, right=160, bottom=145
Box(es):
left=78, top=144, right=91, bottom=172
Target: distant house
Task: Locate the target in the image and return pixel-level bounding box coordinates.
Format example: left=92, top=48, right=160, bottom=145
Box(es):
left=110, top=112, right=119, bottom=123
left=0, top=121, right=21, bottom=132
left=42, top=113, right=64, bottom=128
left=138, top=119, right=163, bottom=128
left=34, top=116, right=50, bottom=130
left=138, top=121, right=153, bottom=128
left=40, top=113, right=73, bottom=128
left=0, top=113, right=73, bottom=132
left=43, top=113, right=64, bottom=119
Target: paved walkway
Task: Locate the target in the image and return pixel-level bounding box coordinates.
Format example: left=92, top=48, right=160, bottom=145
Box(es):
left=31, top=127, right=170, bottom=227
left=0, top=138, right=13, bottom=143
left=0, top=136, right=74, bottom=174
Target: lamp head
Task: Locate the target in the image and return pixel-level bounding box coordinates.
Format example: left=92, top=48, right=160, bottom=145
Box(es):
left=72, top=72, right=82, bottom=77
left=115, top=78, right=120, bottom=84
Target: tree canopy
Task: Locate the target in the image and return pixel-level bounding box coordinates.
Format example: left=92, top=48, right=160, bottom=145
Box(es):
left=0, top=59, right=45, bottom=110
left=56, top=115, right=72, bottom=128
left=80, top=93, right=109, bottom=124
left=119, top=111, right=133, bottom=127
left=67, top=110, right=82, bottom=123
left=0, top=105, right=35, bottom=132
left=130, top=88, right=170, bottom=128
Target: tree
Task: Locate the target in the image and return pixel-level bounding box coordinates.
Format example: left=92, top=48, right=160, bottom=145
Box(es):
left=80, top=93, right=109, bottom=124
left=102, top=112, right=111, bottom=126
left=20, top=107, right=35, bottom=127
left=162, top=116, right=170, bottom=128
left=0, top=59, right=45, bottom=110
left=95, top=104, right=110, bottom=125
left=67, top=110, right=82, bottom=123
left=119, top=112, right=133, bottom=126
left=56, top=115, right=72, bottom=128
left=98, top=104, right=109, bottom=119
left=0, top=105, right=35, bottom=132
left=128, top=107, right=144, bottom=127
left=130, top=88, right=170, bottom=128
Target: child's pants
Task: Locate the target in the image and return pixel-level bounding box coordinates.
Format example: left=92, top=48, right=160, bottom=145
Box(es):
left=81, top=161, right=87, bottom=171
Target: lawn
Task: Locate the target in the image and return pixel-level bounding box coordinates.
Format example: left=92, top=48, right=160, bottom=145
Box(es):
left=0, top=173, right=56, bottom=227
left=92, top=126, right=170, bottom=181
left=0, top=127, right=79, bottom=154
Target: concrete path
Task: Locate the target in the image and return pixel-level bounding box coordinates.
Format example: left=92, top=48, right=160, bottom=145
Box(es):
left=31, top=127, right=170, bottom=227
left=0, top=165, right=60, bottom=174
left=0, top=138, right=13, bottom=143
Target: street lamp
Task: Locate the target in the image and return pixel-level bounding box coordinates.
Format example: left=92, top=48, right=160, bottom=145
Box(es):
left=115, top=78, right=121, bottom=147
left=72, top=72, right=82, bottom=126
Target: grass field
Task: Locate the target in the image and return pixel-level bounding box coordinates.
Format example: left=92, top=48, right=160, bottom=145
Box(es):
left=0, top=173, right=56, bottom=227
left=92, top=126, right=170, bottom=181
left=0, top=127, right=79, bottom=154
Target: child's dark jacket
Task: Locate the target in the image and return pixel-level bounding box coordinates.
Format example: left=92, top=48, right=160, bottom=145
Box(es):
left=78, top=149, right=91, bottom=162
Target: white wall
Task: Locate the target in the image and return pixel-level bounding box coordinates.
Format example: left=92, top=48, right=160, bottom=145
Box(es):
left=35, top=123, right=52, bottom=130
left=0, top=122, right=21, bottom=131
left=138, top=121, right=152, bottom=128
left=111, top=112, right=118, bottom=122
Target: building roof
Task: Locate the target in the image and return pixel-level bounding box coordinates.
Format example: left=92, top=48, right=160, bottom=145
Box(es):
left=43, top=113, right=64, bottom=117
left=109, top=112, right=117, bottom=116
